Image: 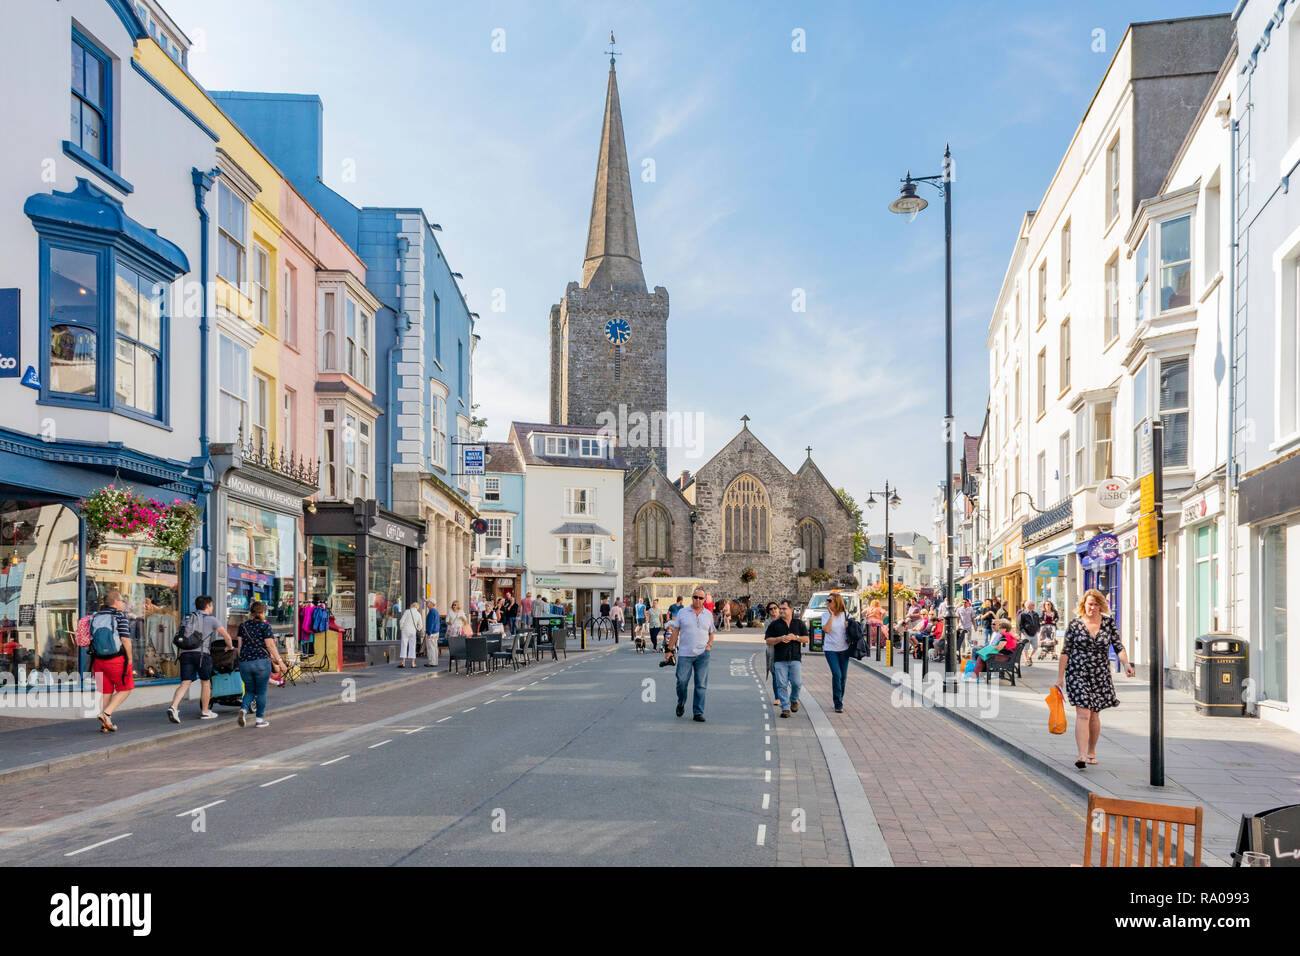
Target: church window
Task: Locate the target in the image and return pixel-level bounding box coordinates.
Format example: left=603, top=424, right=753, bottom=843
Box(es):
left=797, top=517, right=824, bottom=571
left=636, top=503, right=671, bottom=563
left=722, top=474, right=771, bottom=553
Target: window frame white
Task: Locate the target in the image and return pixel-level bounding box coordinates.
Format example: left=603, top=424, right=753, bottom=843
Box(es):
left=252, top=242, right=270, bottom=331
left=1061, top=220, right=1072, bottom=291
left=1106, top=135, right=1121, bottom=226
left=484, top=476, right=501, bottom=501
left=252, top=372, right=270, bottom=451
left=218, top=333, right=249, bottom=444
left=1157, top=214, right=1193, bottom=314
left=216, top=182, right=247, bottom=286
left=565, top=487, right=597, bottom=517
left=1105, top=254, right=1120, bottom=344
left=429, top=379, right=449, bottom=470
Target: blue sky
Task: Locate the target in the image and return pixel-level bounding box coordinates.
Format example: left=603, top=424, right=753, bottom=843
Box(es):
left=163, top=0, right=1229, bottom=540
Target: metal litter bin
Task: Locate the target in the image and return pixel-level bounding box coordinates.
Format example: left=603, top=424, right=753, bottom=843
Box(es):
left=1194, top=633, right=1248, bottom=717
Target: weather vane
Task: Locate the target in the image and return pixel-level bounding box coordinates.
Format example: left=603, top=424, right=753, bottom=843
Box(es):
left=607, top=30, right=620, bottom=66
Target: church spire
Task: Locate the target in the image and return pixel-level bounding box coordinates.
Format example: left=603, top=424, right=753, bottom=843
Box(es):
left=581, top=55, right=646, bottom=292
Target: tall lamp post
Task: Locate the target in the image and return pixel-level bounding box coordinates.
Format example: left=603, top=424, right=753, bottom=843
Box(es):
left=889, top=145, right=957, bottom=695
left=865, top=484, right=902, bottom=671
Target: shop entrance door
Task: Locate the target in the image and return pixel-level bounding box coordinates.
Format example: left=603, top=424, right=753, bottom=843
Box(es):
left=577, top=590, right=592, bottom=624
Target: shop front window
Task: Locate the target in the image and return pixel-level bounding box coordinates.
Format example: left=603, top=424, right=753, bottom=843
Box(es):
left=1260, top=524, right=1287, bottom=703
left=226, top=501, right=298, bottom=639
left=308, top=535, right=356, bottom=637
left=368, top=540, right=404, bottom=643
left=85, top=532, right=180, bottom=684
left=1, top=501, right=81, bottom=679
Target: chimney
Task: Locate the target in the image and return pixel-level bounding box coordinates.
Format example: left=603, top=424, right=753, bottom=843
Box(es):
left=679, top=470, right=690, bottom=489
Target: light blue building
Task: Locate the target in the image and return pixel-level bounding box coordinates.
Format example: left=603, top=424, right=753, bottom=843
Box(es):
left=208, top=91, right=479, bottom=611
left=1231, top=0, right=1300, bottom=730
left=473, top=442, right=527, bottom=602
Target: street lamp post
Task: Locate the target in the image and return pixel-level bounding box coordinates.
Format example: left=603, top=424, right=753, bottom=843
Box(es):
left=889, top=145, right=958, bottom=695
left=865, top=484, right=902, bottom=671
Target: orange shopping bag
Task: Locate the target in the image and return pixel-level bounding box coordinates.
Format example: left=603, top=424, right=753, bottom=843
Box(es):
left=1045, top=686, right=1067, bottom=735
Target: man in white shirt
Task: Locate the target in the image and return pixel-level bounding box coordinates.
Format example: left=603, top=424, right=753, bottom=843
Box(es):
left=669, top=588, right=715, bottom=722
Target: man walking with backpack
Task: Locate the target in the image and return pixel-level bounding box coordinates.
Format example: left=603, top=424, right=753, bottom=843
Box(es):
left=167, top=596, right=233, bottom=722
left=89, top=589, right=134, bottom=733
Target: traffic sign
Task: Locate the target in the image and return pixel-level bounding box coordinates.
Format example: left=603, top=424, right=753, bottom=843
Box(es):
left=1140, top=474, right=1156, bottom=516
left=1095, top=477, right=1126, bottom=509
left=1138, top=421, right=1154, bottom=477
left=1138, top=512, right=1161, bottom=560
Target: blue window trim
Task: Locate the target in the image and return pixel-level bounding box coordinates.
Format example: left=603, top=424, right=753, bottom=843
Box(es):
left=36, top=236, right=173, bottom=429
left=61, top=140, right=134, bottom=195
left=71, top=28, right=113, bottom=170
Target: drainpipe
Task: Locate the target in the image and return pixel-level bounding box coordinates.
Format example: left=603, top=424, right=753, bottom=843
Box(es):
left=192, top=167, right=220, bottom=596
left=1224, top=115, right=1239, bottom=636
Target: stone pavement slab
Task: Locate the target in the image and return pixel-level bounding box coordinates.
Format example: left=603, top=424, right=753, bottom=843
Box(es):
left=853, top=648, right=1300, bottom=864
left=784, top=653, right=1085, bottom=866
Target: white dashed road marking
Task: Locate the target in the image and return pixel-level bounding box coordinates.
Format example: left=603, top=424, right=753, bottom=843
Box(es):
left=65, top=833, right=131, bottom=857
left=756, top=824, right=767, bottom=846
left=176, top=800, right=224, bottom=817
left=260, top=774, right=298, bottom=787
left=320, top=755, right=350, bottom=766
left=762, top=793, right=770, bottom=809
left=368, top=740, right=392, bottom=749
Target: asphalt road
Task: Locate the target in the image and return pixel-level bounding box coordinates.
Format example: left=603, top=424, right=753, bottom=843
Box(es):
left=5, top=642, right=832, bottom=866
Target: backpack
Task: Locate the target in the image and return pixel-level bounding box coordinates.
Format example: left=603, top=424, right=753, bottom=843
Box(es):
left=74, top=615, right=93, bottom=648
left=845, top=616, right=866, bottom=659
left=174, top=612, right=204, bottom=651
left=90, top=611, right=124, bottom=659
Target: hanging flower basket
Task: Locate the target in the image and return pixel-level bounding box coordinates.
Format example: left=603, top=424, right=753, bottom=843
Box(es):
left=810, top=568, right=832, bottom=586
left=651, top=569, right=672, bottom=577
left=740, top=567, right=757, bottom=585
left=80, top=486, right=202, bottom=558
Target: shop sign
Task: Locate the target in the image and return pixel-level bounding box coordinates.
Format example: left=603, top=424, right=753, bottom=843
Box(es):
left=1003, top=537, right=1022, bottom=566
left=462, top=445, right=485, bottom=476
left=0, top=289, right=18, bottom=378
left=1080, top=533, right=1120, bottom=569
left=1033, top=558, right=1059, bottom=580
left=1181, top=485, right=1221, bottom=525
left=372, top=518, right=420, bottom=549
left=1095, top=477, right=1126, bottom=509
left=228, top=475, right=303, bottom=513
left=959, top=556, right=972, bottom=569
left=1120, top=530, right=1139, bottom=552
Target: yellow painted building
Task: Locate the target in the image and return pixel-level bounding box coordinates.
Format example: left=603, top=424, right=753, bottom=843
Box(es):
left=135, top=37, right=283, bottom=451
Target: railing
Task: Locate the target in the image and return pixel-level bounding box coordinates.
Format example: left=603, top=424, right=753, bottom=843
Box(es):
left=1023, top=497, right=1073, bottom=544
left=237, top=424, right=320, bottom=486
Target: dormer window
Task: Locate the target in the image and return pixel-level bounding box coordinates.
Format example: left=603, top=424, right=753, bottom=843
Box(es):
left=541, top=435, right=569, bottom=456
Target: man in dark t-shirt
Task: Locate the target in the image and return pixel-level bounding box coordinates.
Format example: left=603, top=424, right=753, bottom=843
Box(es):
left=765, top=600, right=809, bottom=718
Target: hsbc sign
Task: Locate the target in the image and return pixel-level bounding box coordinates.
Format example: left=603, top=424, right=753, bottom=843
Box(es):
left=1095, top=478, right=1127, bottom=509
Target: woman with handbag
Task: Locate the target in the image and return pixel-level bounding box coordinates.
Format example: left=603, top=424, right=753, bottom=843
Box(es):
left=397, top=602, right=424, bottom=667
left=234, top=602, right=286, bottom=728
left=1055, top=589, right=1132, bottom=770
left=445, top=601, right=470, bottom=642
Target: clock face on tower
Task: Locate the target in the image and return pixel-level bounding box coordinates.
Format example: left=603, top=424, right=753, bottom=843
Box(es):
left=604, top=318, right=631, bottom=345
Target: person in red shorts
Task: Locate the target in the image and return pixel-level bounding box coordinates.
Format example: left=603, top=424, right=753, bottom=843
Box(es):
left=89, top=589, right=134, bottom=732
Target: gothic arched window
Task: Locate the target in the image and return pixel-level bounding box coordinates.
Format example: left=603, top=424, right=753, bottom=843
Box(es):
left=722, top=474, right=771, bottom=553
left=635, top=502, right=671, bottom=563
left=797, top=517, right=824, bottom=571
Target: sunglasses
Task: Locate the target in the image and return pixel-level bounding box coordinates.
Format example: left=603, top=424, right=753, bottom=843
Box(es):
left=692, top=595, right=705, bottom=600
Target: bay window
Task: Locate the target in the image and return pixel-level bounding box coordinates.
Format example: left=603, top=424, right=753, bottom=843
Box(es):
left=318, top=404, right=375, bottom=501
left=321, top=408, right=337, bottom=498
left=343, top=411, right=358, bottom=500
left=1092, top=403, right=1112, bottom=481
left=1132, top=363, right=1148, bottom=469
left=483, top=517, right=511, bottom=559
left=1159, top=216, right=1192, bottom=311
left=317, top=283, right=374, bottom=387
left=218, top=334, right=248, bottom=443
left=1059, top=432, right=1070, bottom=501
left=216, top=182, right=246, bottom=284
left=557, top=536, right=603, bottom=566
left=1136, top=237, right=1150, bottom=326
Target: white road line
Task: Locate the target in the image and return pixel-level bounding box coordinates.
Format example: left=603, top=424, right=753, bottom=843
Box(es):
left=368, top=740, right=392, bottom=749
left=501, top=693, right=512, bottom=698
left=765, top=750, right=771, bottom=761
left=483, top=698, right=497, bottom=705
left=436, top=716, right=453, bottom=723
left=765, top=735, right=771, bottom=744
left=65, top=832, right=132, bottom=857
left=756, top=824, right=767, bottom=846
left=462, top=707, right=476, bottom=713
left=762, top=793, right=771, bottom=809
left=260, top=774, right=298, bottom=788
left=175, top=800, right=224, bottom=817
left=320, top=755, right=350, bottom=766
left=400, top=726, right=426, bottom=734
left=765, top=724, right=770, bottom=731
left=765, top=770, right=772, bottom=783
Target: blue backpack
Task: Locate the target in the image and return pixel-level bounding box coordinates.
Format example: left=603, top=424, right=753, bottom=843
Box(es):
left=90, top=610, right=124, bottom=658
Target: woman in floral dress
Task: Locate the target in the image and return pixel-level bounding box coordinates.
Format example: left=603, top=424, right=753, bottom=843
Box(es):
left=1055, top=588, right=1134, bottom=770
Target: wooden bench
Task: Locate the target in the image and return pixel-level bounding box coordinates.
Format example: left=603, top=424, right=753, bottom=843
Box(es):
left=983, top=639, right=1028, bottom=686
left=1084, top=793, right=1202, bottom=867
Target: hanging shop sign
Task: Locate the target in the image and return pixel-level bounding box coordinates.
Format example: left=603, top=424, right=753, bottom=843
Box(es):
left=1095, top=477, right=1127, bottom=509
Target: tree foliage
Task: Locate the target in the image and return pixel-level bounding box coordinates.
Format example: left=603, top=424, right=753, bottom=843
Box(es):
left=836, top=487, right=867, bottom=562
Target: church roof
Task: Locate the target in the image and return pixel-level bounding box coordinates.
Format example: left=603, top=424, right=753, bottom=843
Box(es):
left=581, top=63, right=646, bottom=292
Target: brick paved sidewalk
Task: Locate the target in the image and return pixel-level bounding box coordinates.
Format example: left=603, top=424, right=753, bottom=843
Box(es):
left=854, top=650, right=1300, bottom=865
left=787, top=654, right=1085, bottom=866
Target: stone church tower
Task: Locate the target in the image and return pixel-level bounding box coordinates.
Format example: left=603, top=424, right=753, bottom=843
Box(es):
left=549, top=59, right=669, bottom=475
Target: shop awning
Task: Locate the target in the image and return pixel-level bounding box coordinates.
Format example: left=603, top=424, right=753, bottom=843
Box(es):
left=969, top=564, right=1024, bottom=584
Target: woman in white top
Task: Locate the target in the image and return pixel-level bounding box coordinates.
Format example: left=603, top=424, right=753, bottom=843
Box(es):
left=820, top=591, right=851, bottom=713
left=444, top=602, right=470, bottom=644
left=397, top=602, right=423, bottom=668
